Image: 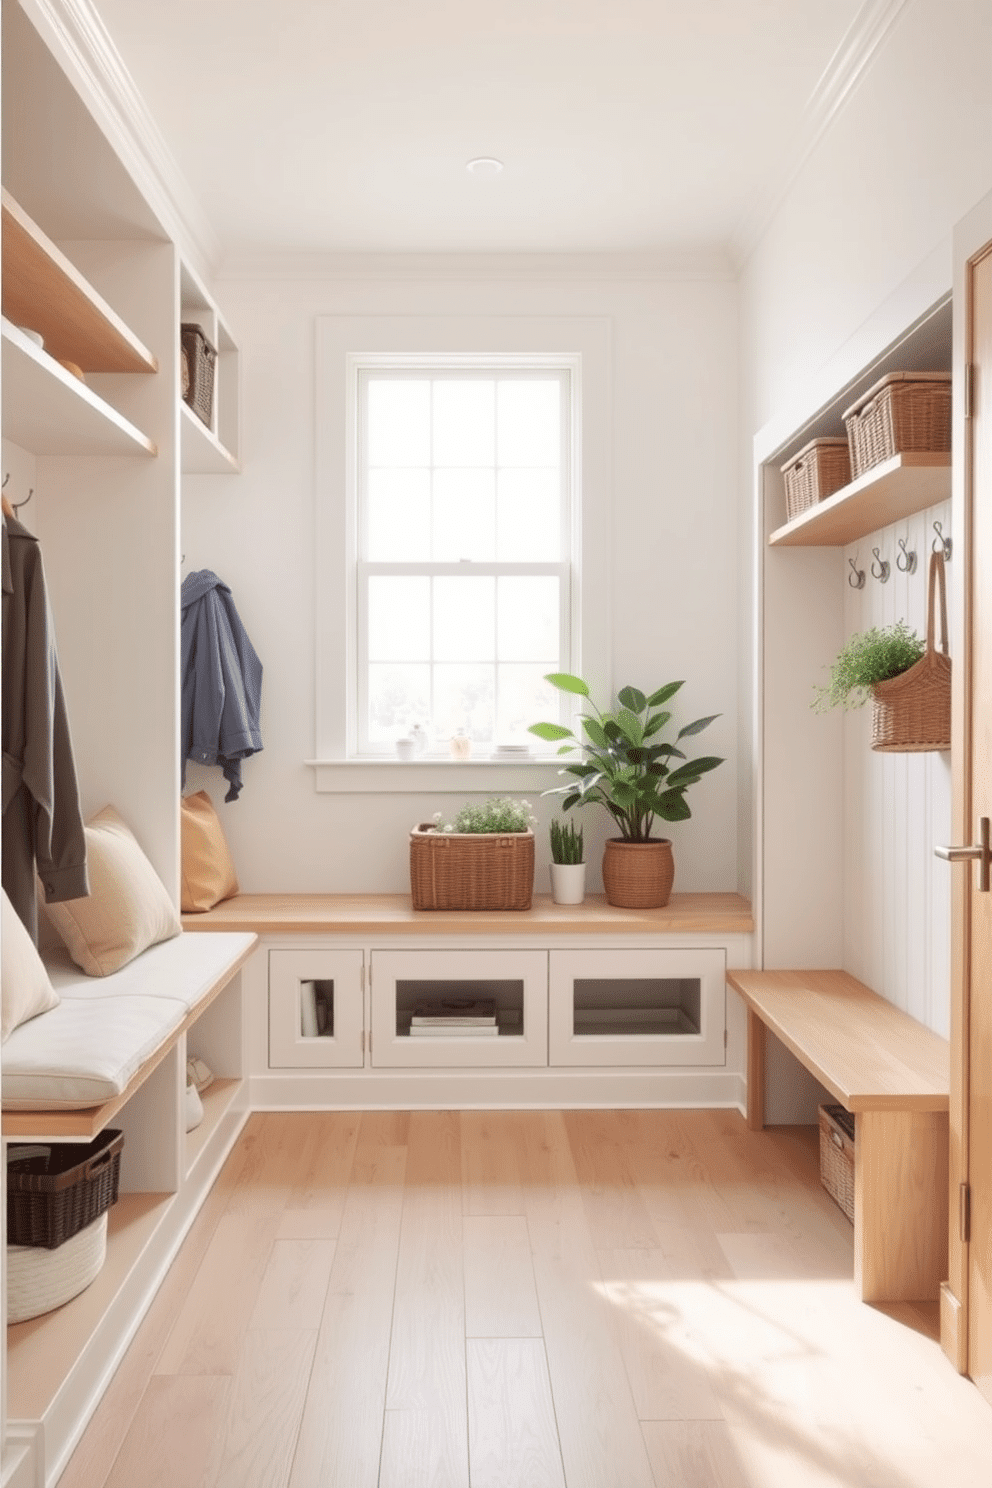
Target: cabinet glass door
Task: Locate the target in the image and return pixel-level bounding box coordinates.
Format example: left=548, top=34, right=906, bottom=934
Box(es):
left=549, top=948, right=726, bottom=1066
left=268, top=949, right=364, bottom=1068
left=370, top=949, right=548, bottom=1067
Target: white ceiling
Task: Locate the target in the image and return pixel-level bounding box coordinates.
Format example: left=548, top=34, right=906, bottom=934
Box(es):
left=92, top=0, right=875, bottom=264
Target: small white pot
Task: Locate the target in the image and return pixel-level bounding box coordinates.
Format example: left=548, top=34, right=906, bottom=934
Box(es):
left=550, top=862, right=586, bottom=905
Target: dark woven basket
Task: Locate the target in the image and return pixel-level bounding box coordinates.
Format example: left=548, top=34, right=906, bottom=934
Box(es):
left=180, top=323, right=217, bottom=428
left=7, top=1129, right=124, bottom=1250
left=409, top=825, right=534, bottom=910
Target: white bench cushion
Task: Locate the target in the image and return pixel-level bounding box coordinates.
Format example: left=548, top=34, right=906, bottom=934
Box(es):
left=2, top=931, right=256, bottom=1110
left=45, top=930, right=255, bottom=1014
left=2, top=994, right=187, bottom=1109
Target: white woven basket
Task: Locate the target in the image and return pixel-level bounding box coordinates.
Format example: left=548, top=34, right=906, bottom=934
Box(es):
left=7, top=1211, right=108, bottom=1323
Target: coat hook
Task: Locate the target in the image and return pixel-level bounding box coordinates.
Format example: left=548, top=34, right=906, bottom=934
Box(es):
left=870, top=546, right=890, bottom=583
left=2, top=473, right=8, bottom=488
left=932, top=521, right=952, bottom=561
left=12, top=487, right=33, bottom=515
left=896, top=537, right=917, bottom=574
left=848, top=556, right=866, bottom=590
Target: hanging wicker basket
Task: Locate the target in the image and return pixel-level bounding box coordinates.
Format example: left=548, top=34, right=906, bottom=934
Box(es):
left=871, top=550, right=950, bottom=753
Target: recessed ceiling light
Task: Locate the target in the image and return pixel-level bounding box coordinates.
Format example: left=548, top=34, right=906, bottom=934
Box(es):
left=466, top=157, right=503, bottom=176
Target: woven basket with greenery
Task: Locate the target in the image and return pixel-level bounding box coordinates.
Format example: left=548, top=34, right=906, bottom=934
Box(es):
left=871, top=551, right=950, bottom=753
left=410, top=800, right=535, bottom=911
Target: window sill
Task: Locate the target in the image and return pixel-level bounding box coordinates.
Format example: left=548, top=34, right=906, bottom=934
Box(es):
left=305, top=758, right=564, bottom=795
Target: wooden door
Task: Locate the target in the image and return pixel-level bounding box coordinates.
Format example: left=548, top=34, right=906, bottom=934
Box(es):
left=945, top=233, right=992, bottom=1394
left=965, top=245, right=992, bottom=1402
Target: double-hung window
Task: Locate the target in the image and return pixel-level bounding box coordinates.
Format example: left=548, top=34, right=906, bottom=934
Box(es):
left=356, top=364, right=572, bottom=756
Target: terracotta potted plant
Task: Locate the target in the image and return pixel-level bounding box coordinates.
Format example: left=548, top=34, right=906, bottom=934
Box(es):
left=529, top=675, right=723, bottom=908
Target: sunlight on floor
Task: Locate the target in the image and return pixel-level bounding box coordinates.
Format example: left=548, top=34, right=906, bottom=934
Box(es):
left=595, top=1267, right=992, bottom=1488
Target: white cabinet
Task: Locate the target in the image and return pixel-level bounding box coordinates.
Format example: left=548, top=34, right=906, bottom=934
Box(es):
left=268, top=949, right=365, bottom=1068
left=548, top=948, right=726, bottom=1067
left=369, top=949, right=549, bottom=1068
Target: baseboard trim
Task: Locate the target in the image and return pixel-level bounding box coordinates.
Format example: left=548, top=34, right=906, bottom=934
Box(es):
left=249, top=1067, right=747, bottom=1112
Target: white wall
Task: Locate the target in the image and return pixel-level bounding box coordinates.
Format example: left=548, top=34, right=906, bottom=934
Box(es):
left=182, top=267, right=740, bottom=895
left=741, top=0, right=992, bottom=428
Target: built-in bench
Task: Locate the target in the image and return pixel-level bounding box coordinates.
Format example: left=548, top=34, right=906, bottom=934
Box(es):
left=2, top=931, right=258, bottom=1137
left=1, top=929, right=257, bottom=1488
left=726, top=968, right=950, bottom=1304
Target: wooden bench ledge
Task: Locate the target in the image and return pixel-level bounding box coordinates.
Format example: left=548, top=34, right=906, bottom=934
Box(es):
left=727, top=969, right=950, bottom=1305
left=726, top=968, right=949, bottom=1115
left=182, top=890, right=753, bottom=938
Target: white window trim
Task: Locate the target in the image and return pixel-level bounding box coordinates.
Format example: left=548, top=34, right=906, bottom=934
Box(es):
left=310, top=315, right=612, bottom=792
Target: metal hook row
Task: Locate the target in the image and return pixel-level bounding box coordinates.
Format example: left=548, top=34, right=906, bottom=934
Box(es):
left=849, top=523, right=951, bottom=589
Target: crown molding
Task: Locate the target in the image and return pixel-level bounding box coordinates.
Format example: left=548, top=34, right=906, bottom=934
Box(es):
left=21, top=0, right=222, bottom=278
left=731, top=0, right=911, bottom=268
left=216, top=247, right=737, bottom=285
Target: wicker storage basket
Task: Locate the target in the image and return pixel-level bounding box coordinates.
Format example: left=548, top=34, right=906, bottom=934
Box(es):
left=410, top=825, right=534, bottom=911
left=781, top=437, right=851, bottom=522
left=180, top=323, right=217, bottom=427
left=843, top=371, right=951, bottom=478
left=7, top=1212, right=108, bottom=1323
left=871, top=550, right=950, bottom=753
left=818, top=1104, right=855, bottom=1223
left=7, top=1129, right=123, bottom=1250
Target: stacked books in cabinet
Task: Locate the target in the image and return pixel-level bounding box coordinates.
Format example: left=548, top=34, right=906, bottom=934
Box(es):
left=408, top=998, right=499, bottom=1037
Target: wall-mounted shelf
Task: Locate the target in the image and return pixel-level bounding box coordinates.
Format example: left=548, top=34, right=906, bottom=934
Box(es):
left=1, top=319, right=157, bottom=456
left=1, top=191, right=158, bottom=374
left=180, top=260, right=240, bottom=472
left=181, top=399, right=240, bottom=474
left=769, top=451, right=951, bottom=547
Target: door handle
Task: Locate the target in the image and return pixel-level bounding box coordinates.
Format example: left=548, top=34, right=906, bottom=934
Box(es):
left=935, top=817, right=991, bottom=891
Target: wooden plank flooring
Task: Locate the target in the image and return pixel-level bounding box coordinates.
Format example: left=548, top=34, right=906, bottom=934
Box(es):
left=60, top=1109, right=992, bottom=1488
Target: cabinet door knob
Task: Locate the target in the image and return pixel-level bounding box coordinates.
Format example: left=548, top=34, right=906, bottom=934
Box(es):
left=935, top=817, right=991, bottom=891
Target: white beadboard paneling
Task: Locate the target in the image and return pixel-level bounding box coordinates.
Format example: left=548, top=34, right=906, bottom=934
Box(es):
left=841, top=500, right=951, bottom=1038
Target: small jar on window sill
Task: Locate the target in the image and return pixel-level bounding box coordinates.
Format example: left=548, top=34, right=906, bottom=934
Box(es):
left=450, top=730, right=472, bottom=760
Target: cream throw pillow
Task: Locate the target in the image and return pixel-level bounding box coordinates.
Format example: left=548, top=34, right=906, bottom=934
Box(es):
left=2, top=888, right=60, bottom=1041
left=43, top=806, right=181, bottom=977
left=180, top=791, right=239, bottom=912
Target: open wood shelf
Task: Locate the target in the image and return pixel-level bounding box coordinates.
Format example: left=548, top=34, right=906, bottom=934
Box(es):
left=180, top=399, right=240, bottom=474
left=184, top=1077, right=242, bottom=1176
left=769, top=451, right=951, bottom=547
left=5, top=1192, right=171, bottom=1422
left=1, top=191, right=158, bottom=374
left=1, top=319, right=157, bottom=457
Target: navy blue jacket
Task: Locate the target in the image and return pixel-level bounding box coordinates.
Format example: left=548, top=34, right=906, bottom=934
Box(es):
left=180, top=570, right=262, bottom=801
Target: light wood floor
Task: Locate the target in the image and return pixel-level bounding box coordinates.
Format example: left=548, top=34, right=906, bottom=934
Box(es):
left=60, top=1109, right=992, bottom=1488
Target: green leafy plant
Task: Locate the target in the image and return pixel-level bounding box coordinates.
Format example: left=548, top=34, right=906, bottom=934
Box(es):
left=432, top=798, right=535, bottom=834
left=529, top=674, right=723, bottom=842
left=811, top=621, right=925, bottom=712
left=549, top=816, right=584, bottom=864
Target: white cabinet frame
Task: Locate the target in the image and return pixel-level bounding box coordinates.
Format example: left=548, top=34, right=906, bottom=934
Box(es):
left=549, top=947, right=727, bottom=1067
left=369, top=949, right=548, bottom=1068
left=268, top=949, right=365, bottom=1069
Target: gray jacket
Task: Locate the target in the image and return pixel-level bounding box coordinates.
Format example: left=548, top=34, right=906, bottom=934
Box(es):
left=180, top=569, right=263, bottom=802
left=2, top=515, right=88, bottom=940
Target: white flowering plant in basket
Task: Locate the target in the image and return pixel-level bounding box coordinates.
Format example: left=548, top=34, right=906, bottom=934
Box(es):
left=431, top=798, right=536, bottom=834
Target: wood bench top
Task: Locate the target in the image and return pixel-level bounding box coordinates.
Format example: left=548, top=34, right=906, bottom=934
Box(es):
left=181, top=891, right=754, bottom=938
left=726, top=969, right=950, bottom=1113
